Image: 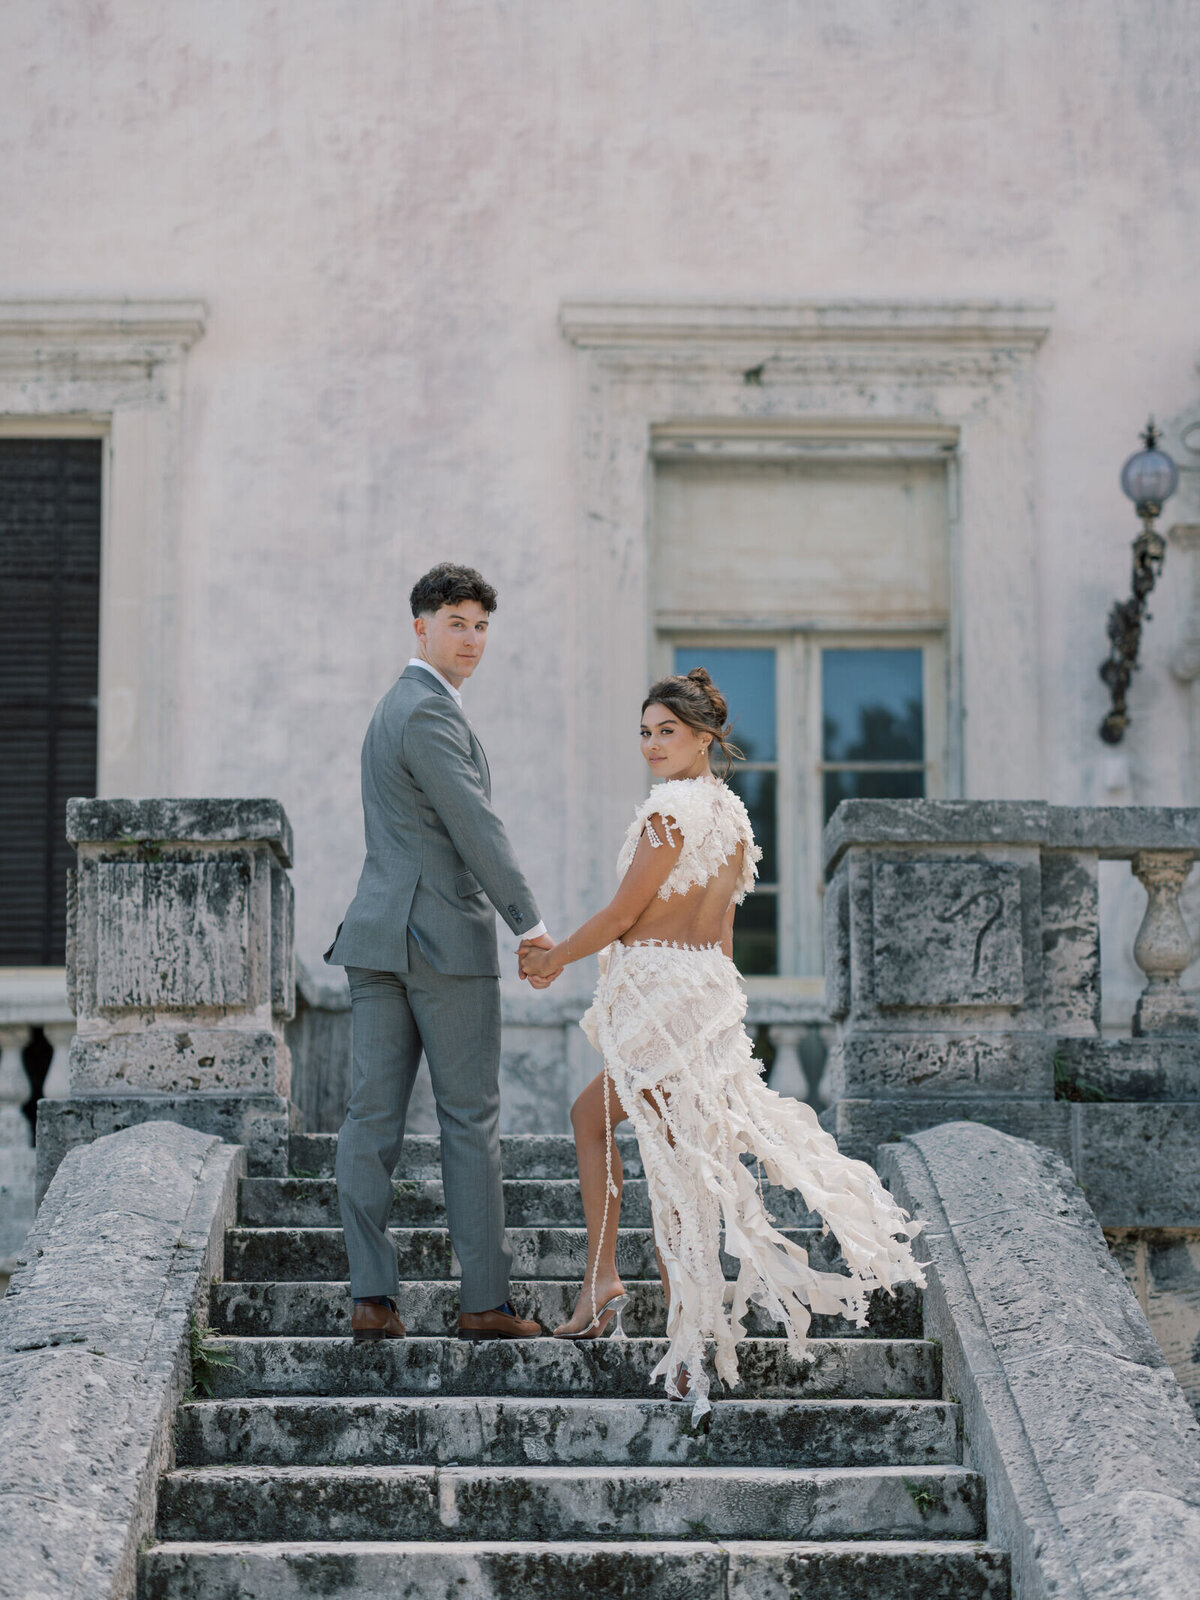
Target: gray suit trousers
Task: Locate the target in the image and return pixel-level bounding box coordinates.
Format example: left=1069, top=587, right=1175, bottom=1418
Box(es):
left=336, top=941, right=511, bottom=1311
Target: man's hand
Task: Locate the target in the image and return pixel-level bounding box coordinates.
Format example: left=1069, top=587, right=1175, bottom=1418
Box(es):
left=518, top=933, right=563, bottom=989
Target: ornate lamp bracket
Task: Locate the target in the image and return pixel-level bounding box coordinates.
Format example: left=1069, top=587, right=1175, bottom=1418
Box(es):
left=1098, top=420, right=1179, bottom=745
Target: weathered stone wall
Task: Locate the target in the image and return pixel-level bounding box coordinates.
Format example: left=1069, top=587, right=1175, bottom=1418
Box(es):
left=0, top=1122, right=243, bottom=1600
left=2, top=3, right=1199, bottom=999
left=880, top=1121, right=1200, bottom=1600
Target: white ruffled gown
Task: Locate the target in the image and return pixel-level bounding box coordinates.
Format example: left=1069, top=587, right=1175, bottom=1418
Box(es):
left=580, top=776, right=925, bottom=1418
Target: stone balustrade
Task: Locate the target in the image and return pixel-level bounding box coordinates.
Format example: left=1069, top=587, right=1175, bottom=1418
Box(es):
left=0, top=971, right=73, bottom=1274
left=821, top=799, right=1200, bottom=1201
left=34, top=798, right=297, bottom=1203
left=0, top=970, right=74, bottom=1100
left=821, top=800, right=1200, bottom=1418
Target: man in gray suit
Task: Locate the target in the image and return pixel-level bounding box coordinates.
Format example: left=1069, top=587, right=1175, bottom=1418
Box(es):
left=326, top=563, right=559, bottom=1342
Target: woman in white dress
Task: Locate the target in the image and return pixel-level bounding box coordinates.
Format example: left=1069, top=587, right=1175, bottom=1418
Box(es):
left=519, top=668, right=924, bottom=1417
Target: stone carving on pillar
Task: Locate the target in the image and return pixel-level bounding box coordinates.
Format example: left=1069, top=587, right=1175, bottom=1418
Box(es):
left=35, top=798, right=297, bottom=1201
left=1130, top=851, right=1198, bottom=1035
left=872, top=859, right=1025, bottom=1008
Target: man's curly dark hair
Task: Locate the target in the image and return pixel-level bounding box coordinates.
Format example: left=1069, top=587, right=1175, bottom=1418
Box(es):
left=409, top=563, right=498, bottom=618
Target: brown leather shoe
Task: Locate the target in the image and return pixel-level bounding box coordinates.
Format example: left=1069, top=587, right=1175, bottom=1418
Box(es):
left=351, top=1298, right=406, bottom=1342
left=457, top=1304, right=542, bottom=1341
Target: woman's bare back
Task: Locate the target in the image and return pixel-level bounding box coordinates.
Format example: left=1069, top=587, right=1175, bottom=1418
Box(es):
left=621, top=841, right=745, bottom=952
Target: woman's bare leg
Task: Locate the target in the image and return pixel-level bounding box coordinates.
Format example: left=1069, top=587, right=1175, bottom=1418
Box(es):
left=555, top=1069, right=629, bottom=1336
left=638, top=1085, right=673, bottom=1310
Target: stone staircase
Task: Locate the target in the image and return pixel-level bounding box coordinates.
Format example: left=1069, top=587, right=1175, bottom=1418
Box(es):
left=139, top=1132, right=1010, bottom=1599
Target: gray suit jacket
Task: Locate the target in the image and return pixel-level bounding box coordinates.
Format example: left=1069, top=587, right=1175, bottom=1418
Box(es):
left=325, top=666, right=540, bottom=976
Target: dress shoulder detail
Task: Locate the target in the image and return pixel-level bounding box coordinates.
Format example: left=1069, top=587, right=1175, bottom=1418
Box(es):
left=618, top=778, right=762, bottom=903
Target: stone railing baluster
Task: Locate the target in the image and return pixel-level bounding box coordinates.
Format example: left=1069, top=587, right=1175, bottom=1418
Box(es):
left=766, top=1024, right=807, bottom=1101
left=0, top=1024, right=35, bottom=1272
left=40, top=1022, right=74, bottom=1099
left=1130, top=850, right=1199, bottom=1035
left=0, top=1025, right=32, bottom=1149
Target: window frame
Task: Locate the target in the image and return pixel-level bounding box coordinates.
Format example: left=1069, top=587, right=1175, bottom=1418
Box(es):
left=561, top=300, right=1049, bottom=1005
left=661, top=627, right=947, bottom=980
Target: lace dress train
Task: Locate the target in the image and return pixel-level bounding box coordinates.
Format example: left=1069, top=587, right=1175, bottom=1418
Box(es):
left=581, top=940, right=925, bottom=1418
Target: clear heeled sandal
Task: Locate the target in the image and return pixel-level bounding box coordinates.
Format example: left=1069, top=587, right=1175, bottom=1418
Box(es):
left=553, top=1292, right=630, bottom=1340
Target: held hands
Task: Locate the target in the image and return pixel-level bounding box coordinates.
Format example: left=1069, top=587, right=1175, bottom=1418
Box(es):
left=518, top=933, right=563, bottom=988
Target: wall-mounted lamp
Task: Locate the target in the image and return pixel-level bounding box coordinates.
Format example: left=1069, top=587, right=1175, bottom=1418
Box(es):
left=1098, top=420, right=1180, bottom=744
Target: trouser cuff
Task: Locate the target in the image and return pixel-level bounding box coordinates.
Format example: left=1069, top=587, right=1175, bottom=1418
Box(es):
left=459, top=1278, right=512, bottom=1315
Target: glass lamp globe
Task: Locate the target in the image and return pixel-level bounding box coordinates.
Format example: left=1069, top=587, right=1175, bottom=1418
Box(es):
left=1120, top=421, right=1179, bottom=514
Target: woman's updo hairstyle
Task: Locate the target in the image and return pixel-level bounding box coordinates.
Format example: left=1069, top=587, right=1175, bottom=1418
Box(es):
left=642, top=667, right=745, bottom=778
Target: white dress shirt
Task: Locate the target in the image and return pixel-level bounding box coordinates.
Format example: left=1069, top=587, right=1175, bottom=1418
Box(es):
left=407, top=656, right=463, bottom=707
left=407, top=656, right=548, bottom=949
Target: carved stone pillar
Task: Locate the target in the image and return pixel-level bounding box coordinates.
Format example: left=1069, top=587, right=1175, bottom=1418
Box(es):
left=35, top=798, right=297, bottom=1201
left=824, top=809, right=1050, bottom=1107
left=1131, top=851, right=1198, bottom=1036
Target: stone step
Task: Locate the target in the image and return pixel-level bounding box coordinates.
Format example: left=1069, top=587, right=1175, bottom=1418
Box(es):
left=210, top=1276, right=923, bottom=1341
left=156, top=1462, right=986, bottom=1544
left=290, top=1131, right=645, bottom=1181
left=176, top=1394, right=961, bottom=1469
left=141, top=1538, right=1011, bottom=1600
left=239, top=1175, right=821, bottom=1230
left=194, top=1333, right=941, bottom=1401
left=224, top=1224, right=836, bottom=1282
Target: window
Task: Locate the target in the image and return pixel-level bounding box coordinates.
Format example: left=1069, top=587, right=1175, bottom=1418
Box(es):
left=674, top=646, right=779, bottom=975
left=669, top=636, right=943, bottom=977
left=0, top=439, right=102, bottom=965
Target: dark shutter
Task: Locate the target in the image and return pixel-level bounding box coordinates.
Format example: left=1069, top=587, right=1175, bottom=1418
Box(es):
left=0, top=439, right=102, bottom=965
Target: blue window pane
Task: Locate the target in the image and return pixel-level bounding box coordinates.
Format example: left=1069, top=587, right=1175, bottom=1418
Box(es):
left=672, top=647, right=776, bottom=763
left=822, top=649, right=923, bottom=763
left=732, top=890, right=777, bottom=976
left=823, top=767, right=925, bottom=825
